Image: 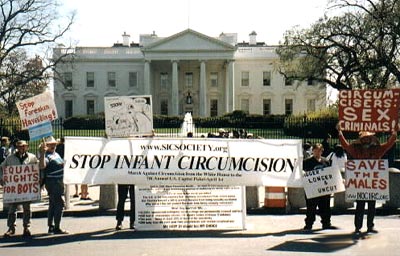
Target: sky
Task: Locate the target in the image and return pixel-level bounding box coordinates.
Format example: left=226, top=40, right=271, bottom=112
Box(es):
left=59, top=0, right=330, bottom=47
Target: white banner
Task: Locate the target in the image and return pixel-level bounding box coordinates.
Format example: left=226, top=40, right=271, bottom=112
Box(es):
left=16, top=91, right=58, bottom=130
left=136, top=185, right=245, bottom=231
left=104, top=95, right=153, bottom=137
left=345, top=159, right=389, bottom=201
left=64, top=137, right=303, bottom=186
left=302, top=166, right=345, bottom=199
left=2, top=164, right=41, bottom=203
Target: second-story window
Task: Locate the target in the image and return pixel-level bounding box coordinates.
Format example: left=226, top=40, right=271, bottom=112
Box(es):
left=185, top=72, right=193, bottom=87
left=108, top=72, right=116, bottom=87
left=129, top=72, right=138, bottom=87
left=285, top=99, right=293, bottom=115
left=241, top=71, right=249, bottom=87
left=210, top=72, right=218, bottom=87
left=160, top=72, right=169, bottom=88
left=86, top=72, right=94, bottom=88
left=63, top=72, right=72, bottom=89
left=263, top=71, right=271, bottom=86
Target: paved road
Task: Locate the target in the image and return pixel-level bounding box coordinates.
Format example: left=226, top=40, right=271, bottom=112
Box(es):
left=1, top=186, right=400, bottom=256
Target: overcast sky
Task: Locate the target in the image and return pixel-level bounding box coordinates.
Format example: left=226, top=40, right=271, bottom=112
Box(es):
left=60, top=0, right=329, bottom=47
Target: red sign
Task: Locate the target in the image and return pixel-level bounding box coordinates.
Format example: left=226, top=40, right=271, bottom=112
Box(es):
left=338, top=89, right=400, bottom=132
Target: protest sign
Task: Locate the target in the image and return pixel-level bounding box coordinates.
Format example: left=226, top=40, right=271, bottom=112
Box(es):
left=338, top=89, right=400, bottom=132
left=136, top=185, right=245, bottom=231
left=2, top=164, right=41, bottom=204
left=302, top=166, right=345, bottom=199
left=104, top=95, right=153, bottom=137
left=345, top=159, right=389, bottom=201
left=28, top=121, right=53, bottom=141
left=63, top=136, right=302, bottom=187
left=16, top=91, right=58, bottom=130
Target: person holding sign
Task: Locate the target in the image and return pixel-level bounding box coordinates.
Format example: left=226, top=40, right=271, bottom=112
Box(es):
left=338, top=127, right=397, bottom=235
left=303, top=143, right=336, bottom=231
left=39, top=136, right=68, bottom=235
left=0, top=140, right=39, bottom=238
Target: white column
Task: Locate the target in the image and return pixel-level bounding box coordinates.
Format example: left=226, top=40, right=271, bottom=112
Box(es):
left=228, top=60, right=235, bottom=112
left=144, top=60, right=151, bottom=95
left=172, top=60, right=179, bottom=115
left=199, top=60, right=207, bottom=116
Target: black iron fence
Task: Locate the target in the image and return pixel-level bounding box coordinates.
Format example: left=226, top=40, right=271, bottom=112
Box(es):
left=0, top=117, right=399, bottom=160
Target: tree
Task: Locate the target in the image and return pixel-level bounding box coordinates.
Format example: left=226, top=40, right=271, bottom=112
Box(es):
left=0, top=0, right=75, bottom=116
left=276, top=0, right=400, bottom=90
left=0, top=49, right=48, bottom=115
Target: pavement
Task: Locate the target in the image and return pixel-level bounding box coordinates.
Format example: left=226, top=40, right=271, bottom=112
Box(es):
left=1, top=186, right=400, bottom=256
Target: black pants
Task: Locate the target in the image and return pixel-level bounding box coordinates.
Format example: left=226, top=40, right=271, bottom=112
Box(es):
left=354, top=200, right=376, bottom=230
left=305, top=195, right=331, bottom=227
left=116, top=185, right=135, bottom=225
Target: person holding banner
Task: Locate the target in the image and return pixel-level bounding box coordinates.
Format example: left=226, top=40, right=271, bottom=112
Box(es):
left=39, top=136, right=68, bottom=235
left=303, top=143, right=336, bottom=231
left=338, top=127, right=397, bottom=235
left=0, top=140, right=39, bottom=238
left=115, top=184, right=135, bottom=231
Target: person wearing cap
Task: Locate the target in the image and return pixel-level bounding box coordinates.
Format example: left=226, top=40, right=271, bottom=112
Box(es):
left=338, top=126, right=397, bottom=236
left=0, top=140, right=39, bottom=238
left=0, top=136, right=11, bottom=164
left=39, top=136, right=68, bottom=235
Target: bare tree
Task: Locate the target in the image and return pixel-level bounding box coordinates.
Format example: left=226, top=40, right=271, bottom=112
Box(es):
left=0, top=0, right=75, bottom=115
left=277, top=0, right=400, bottom=90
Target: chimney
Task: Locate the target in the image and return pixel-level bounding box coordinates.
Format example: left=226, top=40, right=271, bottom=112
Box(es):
left=249, top=31, right=257, bottom=45
left=122, top=32, right=130, bottom=46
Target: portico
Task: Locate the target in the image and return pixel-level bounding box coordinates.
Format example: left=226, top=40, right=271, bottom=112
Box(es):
left=142, top=29, right=236, bottom=116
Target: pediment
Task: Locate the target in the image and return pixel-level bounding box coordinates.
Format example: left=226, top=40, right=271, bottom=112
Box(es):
left=143, top=29, right=236, bottom=52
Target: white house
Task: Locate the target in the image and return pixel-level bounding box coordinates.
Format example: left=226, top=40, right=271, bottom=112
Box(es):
left=53, top=29, right=326, bottom=118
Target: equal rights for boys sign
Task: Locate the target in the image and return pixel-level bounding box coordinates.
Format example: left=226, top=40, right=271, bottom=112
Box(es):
left=338, top=89, right=400, bottom=132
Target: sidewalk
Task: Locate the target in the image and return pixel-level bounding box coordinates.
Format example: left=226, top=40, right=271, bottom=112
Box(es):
left=1, top=186, right=400, bottom=256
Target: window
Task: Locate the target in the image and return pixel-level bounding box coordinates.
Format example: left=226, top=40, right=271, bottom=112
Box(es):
left=63, top=72, right=72, bottom=89
left=65, top=100, right=73, bottom=118
left=210, top=72, right=218, bottom=87
left=160, top=72, right=169, bottom=88
left=285, top=77, right=293, bottom=86
left=129, top=72, right=138, bottom=87
left=210, top=99, right=218, bottom=117
left=86, top=72, right=94, bottom=87
left=160, top=99, right=168, bottom=115
left=263, top=99, right=271, bottom=115
left=241, top=99, right=250, bottom=114
left=185, top=72, right=193, bottom=87
left=241, top=71, right=249, bottom=86
left=307, top=99, right=316, bottom=112
left=285, top=99, right=293, bottom=115
left=87, top=100, right=95, bottom=115
left=263, top=71, right=271, bottom=86
left=108, top=72, right=116, bottom=87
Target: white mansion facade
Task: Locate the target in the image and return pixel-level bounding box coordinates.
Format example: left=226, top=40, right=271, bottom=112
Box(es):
left=53, top=29, right=326, bottom=118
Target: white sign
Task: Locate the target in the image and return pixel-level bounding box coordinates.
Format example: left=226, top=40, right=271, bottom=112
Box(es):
left=345, top=159, right=389, bottom=201
left=136, top=185, right=245, bottom=231
left=104, top=95, right=153, bottom=137
left=64, top=137, right=302, bottom=187
left=302, top=166, right=345, bottom=199
left=2, top=164, right=41, bottom=203
left=16, top=91, right=58, bottom=129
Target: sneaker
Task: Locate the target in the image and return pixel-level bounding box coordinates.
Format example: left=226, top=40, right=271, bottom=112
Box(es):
left=303, top=225, right=312, bottom=231
left=129, top=223, right=135, bottom=230
left=23, top=228, right=31, bottom=237
left=48, top=225, right=55, bottom=234
left=354, top=229, right=362, bottom=236
left=367, top=228, right=378, bottom=234
left=53, top=228, right=69, bottom=235
left=73, top=194, right=79, bottom=198
left=3, top=228, right=15, bottom=238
